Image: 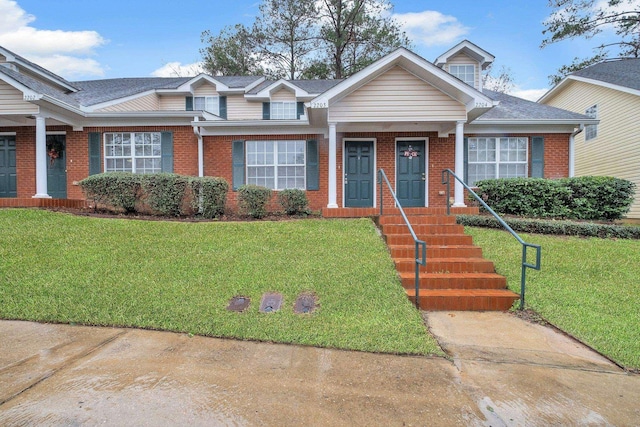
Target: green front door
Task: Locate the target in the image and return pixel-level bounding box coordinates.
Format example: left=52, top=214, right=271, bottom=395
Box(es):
left=46, top=135, right=67, bottom=199
left=397, top=140, right=426, bottom=207
left=0, top=136, right=17, bottom=198
left=344, top=140, right=374, bottom=207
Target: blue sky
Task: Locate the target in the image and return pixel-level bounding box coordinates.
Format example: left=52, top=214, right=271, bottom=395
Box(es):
left=0, top=0, right=621, bottom=100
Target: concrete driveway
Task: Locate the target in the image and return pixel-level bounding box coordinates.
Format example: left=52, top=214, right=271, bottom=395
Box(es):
left=1, top=313, right=638, bottom=426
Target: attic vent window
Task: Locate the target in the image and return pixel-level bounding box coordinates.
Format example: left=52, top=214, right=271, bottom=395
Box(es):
left=585, top=104, right=598, bottom=141
left=449, top=64, right=475, bottom=87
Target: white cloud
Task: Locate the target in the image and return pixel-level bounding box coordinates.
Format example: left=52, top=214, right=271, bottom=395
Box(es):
left=151, top=61, right=204, bottom=77
left=0, top=0, right=106, bottom=78
left=512, top=88, right=549, bottom=102
left=393, top=10, right=469, bottom=47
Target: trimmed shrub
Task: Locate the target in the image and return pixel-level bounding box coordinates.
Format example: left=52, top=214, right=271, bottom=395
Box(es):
left=189, top=177, right=229, bottom=219
left=475, top=176, right=636, bottom=221
left=456, top=214, right=640, bottom=239
left=79, top=172, right=141, bottom=213
left=140, top=173, right=189, bottom=216
left=278, top=189, right=310, bottom=215
left=238, top=185, right=272, bottom=219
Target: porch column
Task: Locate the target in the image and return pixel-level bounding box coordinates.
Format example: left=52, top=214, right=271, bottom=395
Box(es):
left=453, top=120, right=466, bottom=207
left=33, top=115, right=50, bottom=198
left=327, top=122, right=338, bottom=208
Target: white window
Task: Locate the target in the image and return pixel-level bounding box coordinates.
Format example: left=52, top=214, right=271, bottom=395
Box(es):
left=585, top=104, right=598, bottom=141
left=104, top=132, right=161, bottom=174
left=194, top=96, right=219, bottom=115
left=246, top=140, right=305, bottom=190
left=468, top=137, right=528, bottom=186
left=449, top=64, right=476, bottom=87
left=270, top=101, right=297, bottom=120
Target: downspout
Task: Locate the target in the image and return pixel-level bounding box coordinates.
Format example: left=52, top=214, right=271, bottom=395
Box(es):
left=569, top=125, right=584, bottom=178
left=193, top=116, right=204, bottom=177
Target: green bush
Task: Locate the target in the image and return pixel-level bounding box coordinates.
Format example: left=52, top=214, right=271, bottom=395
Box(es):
left=238, top=185, right=272, bottom=219
left=79, top=172, right=141, bottom=213
left=475, top=176, right=635, bottom=221
left=190, top=177, right=228, bottom=218
left=278, top=189, right=310, bottom=215
left=456, top=214, right=640, bottom=239
left=140, top=173, right=189, bottom=216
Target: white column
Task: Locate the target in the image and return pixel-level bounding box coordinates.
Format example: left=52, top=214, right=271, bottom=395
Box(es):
left=327, top=123, right=338, bottom=208
left=33, top=115, right=50, bottom=198
left=453, top=120, right=466, bottom=207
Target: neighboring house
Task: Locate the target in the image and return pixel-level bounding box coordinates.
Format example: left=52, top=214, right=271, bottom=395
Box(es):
left=539, top=59, right=640, bottom=219
left=0, top=40, right=595, bottom=213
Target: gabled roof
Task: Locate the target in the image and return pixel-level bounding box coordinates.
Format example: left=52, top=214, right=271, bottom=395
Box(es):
left=0, top=45, right=78, bottom=92
left=477, top=90, right=595, bottom=123
left=539, top=58, right=640, bottom=102
left=71, top=77, right=190, bottom=106
left=0, top=65, right=81, bottom=108
left=434, top=40, right=495, bottom=70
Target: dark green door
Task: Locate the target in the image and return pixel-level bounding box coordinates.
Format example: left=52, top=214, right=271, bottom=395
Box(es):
left=46, top=135, right=67, bottom=199
left=344, top=140, right=374, bottom=207
left=0, top=136, right=17, bottom=198
left=397, top=140, right=426, bottom=207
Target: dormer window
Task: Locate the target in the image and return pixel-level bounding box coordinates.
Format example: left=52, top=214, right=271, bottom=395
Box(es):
left=449, top=64, right=475, bottom=87
left=194, top=96, right=219, bottom=115
left=271, top=101, right=297, bottom=120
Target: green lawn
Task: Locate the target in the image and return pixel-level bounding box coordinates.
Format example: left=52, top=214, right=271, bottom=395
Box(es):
left=0, top=209, right=441, bottom=356
left=466, top=227, right=640, bottom=370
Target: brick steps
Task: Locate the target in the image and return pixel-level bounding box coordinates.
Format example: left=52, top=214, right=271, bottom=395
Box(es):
left=378, top=211, right=519, bottom=311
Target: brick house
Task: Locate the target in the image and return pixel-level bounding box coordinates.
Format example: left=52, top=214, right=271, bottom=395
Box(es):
left=0, top=40, right=596, bottom=213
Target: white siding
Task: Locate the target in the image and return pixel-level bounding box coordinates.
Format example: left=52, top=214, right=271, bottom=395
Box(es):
left=271, top=88, right=296, bottom=102
left=0, top=80, right=39, bottom=114
left=227, top=95, right=263, bottom=120
left=97, top=93, right=160, bottom=112
left=193, top=83, right=218, bottom=97
left=159, top=95, right=187, bottom=110
left=329, top=65, right=466, bottom=122
left=446, top=53, right=480, bottom=89
left=544, top=80, right=640, bottom=219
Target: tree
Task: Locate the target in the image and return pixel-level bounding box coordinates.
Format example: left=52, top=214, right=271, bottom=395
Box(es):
left=482, top=64, right=515, bottom=94
left=252, top=0, right=319, bottom=79
left=542, top=0, right=640, bottom=84
left=317, top=0, right=411, bottom=79
left=200, top=24, right=263, bottom=76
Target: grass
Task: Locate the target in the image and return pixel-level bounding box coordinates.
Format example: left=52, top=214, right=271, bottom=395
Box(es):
left=0, top=209, right=442, bottom=356
left=466, top=226, right=640, bottom=370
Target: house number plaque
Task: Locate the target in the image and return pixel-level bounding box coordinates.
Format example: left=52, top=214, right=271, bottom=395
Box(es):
left=403, top=146, right=419, bottom=159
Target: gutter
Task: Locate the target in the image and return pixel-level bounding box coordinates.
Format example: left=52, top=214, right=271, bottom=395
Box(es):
left=193, top=117, right=204, bottom=177
left=569, top=125, right=584, bottom=178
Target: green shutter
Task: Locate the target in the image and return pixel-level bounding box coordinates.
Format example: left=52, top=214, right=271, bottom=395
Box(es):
left=531, top=136, right=544, bottom=178
left=89, top=132, right=101, bottom=175
left=186, top=96, right=193, bottom=111
left=219, top=96, right=227, bottom=119
left=262, top=102, right=270, bottom=120
left=463, top=137, right=469, bottom=183
left=232, top=140, right=245, bottom=190
left=306, top=139, right=319, bottom=190
left=297, top=102, right=304, bottom=119
left=161, top=132, right=173, bottom=173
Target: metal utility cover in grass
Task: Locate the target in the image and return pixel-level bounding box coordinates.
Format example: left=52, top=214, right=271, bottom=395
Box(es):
left=294, top=293, right=317, bottom=314
left=259, top=293, right=283, bottom=313
left=227, top=296, right=250, bottom=312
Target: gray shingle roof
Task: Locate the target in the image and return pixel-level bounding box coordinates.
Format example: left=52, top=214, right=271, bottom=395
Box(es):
left=0, top=65, right=81, bottom=108
left=477, top=89, right=591, bottom=121
left=70, top=77, right=190, bottom=106
left=215, top=75, right=263, bottom=88
left=571, top=58, right=640, bottom=91
left=0, top=45, right=78, bottom=91
left=289, top=79, right=343, bottom=94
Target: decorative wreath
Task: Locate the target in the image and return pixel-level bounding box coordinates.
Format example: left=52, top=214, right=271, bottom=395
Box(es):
left=46, top=137, right=65, bottom=163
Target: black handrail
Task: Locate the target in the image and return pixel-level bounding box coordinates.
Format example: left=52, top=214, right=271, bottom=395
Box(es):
left=378, top=169, right=426, bottom=309
left=441, top=169, right=541, bottom=309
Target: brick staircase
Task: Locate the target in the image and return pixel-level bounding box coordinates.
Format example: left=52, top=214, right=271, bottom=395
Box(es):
left=376, top=208, right=520, bottom=311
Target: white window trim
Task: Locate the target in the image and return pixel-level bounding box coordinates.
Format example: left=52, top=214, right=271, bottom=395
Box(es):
left=245, top=140, right=306, bottom=190
left=194, top=96, right=220, bottom=115
left=585, top=104, right=598, bottom=141
left=449, top=64, right=476, bottom=87
left=270, top=101, right=297, bottom=120
left=467, top=136, right=529, bottom=185
left=103, top=132, right=162, bottom=174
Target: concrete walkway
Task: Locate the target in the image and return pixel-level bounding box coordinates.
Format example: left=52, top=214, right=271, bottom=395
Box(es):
left=0, top=313, right=638, bottom=426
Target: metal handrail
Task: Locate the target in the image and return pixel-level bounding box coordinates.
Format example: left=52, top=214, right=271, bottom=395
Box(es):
left=378, top=169, right=426, bottom=309
left=441, top=169, right=541, bottom=309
